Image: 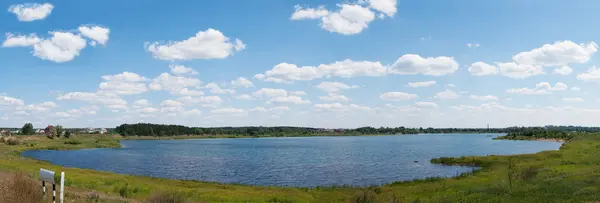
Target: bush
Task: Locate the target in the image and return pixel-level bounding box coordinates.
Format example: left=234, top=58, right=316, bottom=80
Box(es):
left=145, top=191, right=188, bottom=203
left=0, top=172, right=44, bottom=203
left=6, top=138, right=21, bottom=145
left=64, top=140, right=82, bottom=145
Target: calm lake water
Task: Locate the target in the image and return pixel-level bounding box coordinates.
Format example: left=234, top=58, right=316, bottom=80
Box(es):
left=22, top=134, right=562, bottom=187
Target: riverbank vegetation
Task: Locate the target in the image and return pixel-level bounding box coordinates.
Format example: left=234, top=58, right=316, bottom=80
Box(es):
left=494, top=128, right=574, bottom=141
left=1, top=131, right=600, bottom=202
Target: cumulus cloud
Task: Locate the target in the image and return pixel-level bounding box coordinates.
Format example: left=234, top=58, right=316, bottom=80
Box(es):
left=434, top=90, right=459, bottom=100
left=468, top=62, right=498, bottom=76
left=553, top=66, right=573, bottom=75
left=291, top=91, right=307, bottom=96
left=8, top=3, right=54, bottom=22
left=315, top=81, right=359, bottom=92
left=0, top=96, right=25, bottom=107
left=466, top=43, right=480, bottom=48
left=389, top=54, right=459, bottom=76
left=408, top=80, right=436, bottom=88
left=252, top=88, right=288, bottom=98
left=380, top=92, right=418, bottom=101
left=169, top=65, right=198, bottom=75
left=99, top=72, right=148, bottom=95
left=78, top=26, right=110, bottom=46
left=496, top=62, right=544, bottom=79
left=506, top=82, right=568, bottom=95
left=2, top=33, right=41, bottom=47
left=512, top=41, right=598, bottom=67
left=469, top=95, right=499, bottom=101
left=2, top=31, right=91, bottom=63
left=132, top=99, right=151, bottom=108
left=235, top=94, right=254, bottom=100
left=211, top=107, right=245, bottom=114
left=145, top=28, right=245, bottom=60
left=313, top=103, right=372, bottom=112
left=231, top=77, right=254, bottom=88
left=149, top=73, right=202, bottom=94
left=577, top=66, right=600, bottom=82
left=367, top=0, right=397, bottom=17
left=16, top=101, right=57, bottom=112
left=257, top=54, right=457, bottom=83
left=267, top=96, right=311, bottom=104
left=563, top=97, right=584, bottom=102
left=292, top=4, right=376, bottom=35
left=203, top=83, right=235, bottom=94
left=414, top=101, right=438, bottom=109
left=57, top=92, right=127, bottom=109
left=177, top=96, right=223, bottom=108
left=319, top=93, right=350, bottom=102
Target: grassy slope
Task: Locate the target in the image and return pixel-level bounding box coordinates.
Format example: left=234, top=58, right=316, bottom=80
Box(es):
left=1, top=134, right=599, bottom=202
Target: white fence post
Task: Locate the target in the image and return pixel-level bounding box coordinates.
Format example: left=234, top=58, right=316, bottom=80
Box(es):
left=60, top=172, right=65, bottom=203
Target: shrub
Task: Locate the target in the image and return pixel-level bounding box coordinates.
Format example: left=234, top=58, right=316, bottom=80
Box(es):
left=87, top=191, right=100, bottom=203
left=145, top=192, right=189, bottom=203
left=64, top=140, right=82, bottom=145
left=0, top=172, right=44, bottom=203
left=6, top=138, right=21, bottom=145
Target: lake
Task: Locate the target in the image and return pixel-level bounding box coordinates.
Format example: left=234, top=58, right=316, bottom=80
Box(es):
left=22, top=134, right=562, bottom=187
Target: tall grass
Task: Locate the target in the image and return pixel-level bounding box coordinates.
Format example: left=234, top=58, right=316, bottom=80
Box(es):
left=0, top=172, right=43, bottom=203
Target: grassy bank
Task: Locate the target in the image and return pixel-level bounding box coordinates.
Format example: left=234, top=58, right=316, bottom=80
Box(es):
left=1, top=133, right=599, bottom=202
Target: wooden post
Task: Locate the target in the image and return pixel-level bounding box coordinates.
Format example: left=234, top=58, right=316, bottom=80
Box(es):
left=60, top=172, right=65, bottom=203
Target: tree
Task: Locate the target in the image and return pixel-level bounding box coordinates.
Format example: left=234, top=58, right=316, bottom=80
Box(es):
left=64, top=130, right=72, bottom=138
left=21, top=123, right=35, bottom=135
left=54, top=125, right=64, bottom=138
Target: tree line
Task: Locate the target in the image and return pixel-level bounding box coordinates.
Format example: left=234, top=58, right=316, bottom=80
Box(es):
left=114, top=123, right=600, bottom=137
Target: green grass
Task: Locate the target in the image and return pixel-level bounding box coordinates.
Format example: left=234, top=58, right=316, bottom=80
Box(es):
left=1, top=133, right=599, bottom=202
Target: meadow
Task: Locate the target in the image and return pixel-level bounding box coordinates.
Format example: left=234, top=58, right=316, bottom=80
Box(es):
left=0, top=133, right=598, bottom=202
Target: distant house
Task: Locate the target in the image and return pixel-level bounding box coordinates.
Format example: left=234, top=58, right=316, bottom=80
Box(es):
left=44, top=125, right=55, bottom=134
left=99, top=128, right=108, bottom=134
left=36, top=129, right=45, bottom=134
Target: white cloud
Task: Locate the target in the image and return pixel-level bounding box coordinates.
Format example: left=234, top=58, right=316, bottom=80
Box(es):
left=577, top=66, right=600, bottom=82
left=16, top=101, right=57, bottom=112
left=563, top=97, right=584, bottom=102
left=466, top=43, right=480, bottom=48
left=513, top=41, right=598, bottom=67
left=571, top=87, right=581, bottom=91
left=553, top=66, right=573, bottom=75
left=99, top=72, right=148, bottom=95
left=468, top=62, right=498, bottom=76
left=258, top=55, right=456, bottom=83
left=314, top=103, right=372, bottom=112
left=469, top=95, right=499, bottom=101
left=414, top=101, right=438, bottom=109
left=33, top=32, right=87, bottom=63
left=389, top=54, right=459, bottom=76
left=496, top=62, right=544, bottom=79
left=267, top=96, right=311, bottom=104
left=169, top=65, right=198, bottom=75
left=252, top=88, right=288, bottom=98
left=55, top=106, right=98, bottom=118
left=290, top=5, right=329, bottom=20
left=319, top=93, right=350, bottom=102
left=177, top=96, right=223, bottom=108
left=203, top=83, right=235, bottom=94
left=176, top=88, right=204, bottom=96
left=183, top=109, right=202, bottom=116
left=447, top=84, right=456, bottom=88
left=235, top=94, right=254, bottom=100
left=315, top=81, right=358, bottom=92
left=139, top=107, right=159, bottom=114
left=408, top=80, right=436, bottom=88
left=161, top=100, right=183, bottom=107
left=145, top=28, right=245, bottom=60
left=367, top=0, right=397, bottom=17
left=78, top=26, right=110, bottom=46
left=291, top=91, right=307, bottom=96
left=57, top=92, right=127, bottom=109
left=380, top=92, right=418, bottom=101
left=292, top=4, right=376, bottom=35
left=132, top=99, right=150, bottom=108
left=149, top=73, right=202, bottom=93
left=2, top=33, right=41, bottom=47
left=211, top=107, right=245, bottom=114
left=250, top=106, right=290, bottom=114
left=101, top=72, right=147, bottom=82
left=506, top=82, right=568, bottom=95
left=434, top=90, right=459, bottom=100
left=0, top=96, right=25, bottom=106
left=231, top=77, right=254, bottom=88
left=8, top=3, right=54, bottom=22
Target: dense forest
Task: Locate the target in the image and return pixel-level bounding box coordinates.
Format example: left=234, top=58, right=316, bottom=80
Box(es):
left=113, top=123, right=600, bottom=137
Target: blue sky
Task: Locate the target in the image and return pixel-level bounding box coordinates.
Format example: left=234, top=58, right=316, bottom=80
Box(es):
left=2, top=0, right=600, bottom=128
